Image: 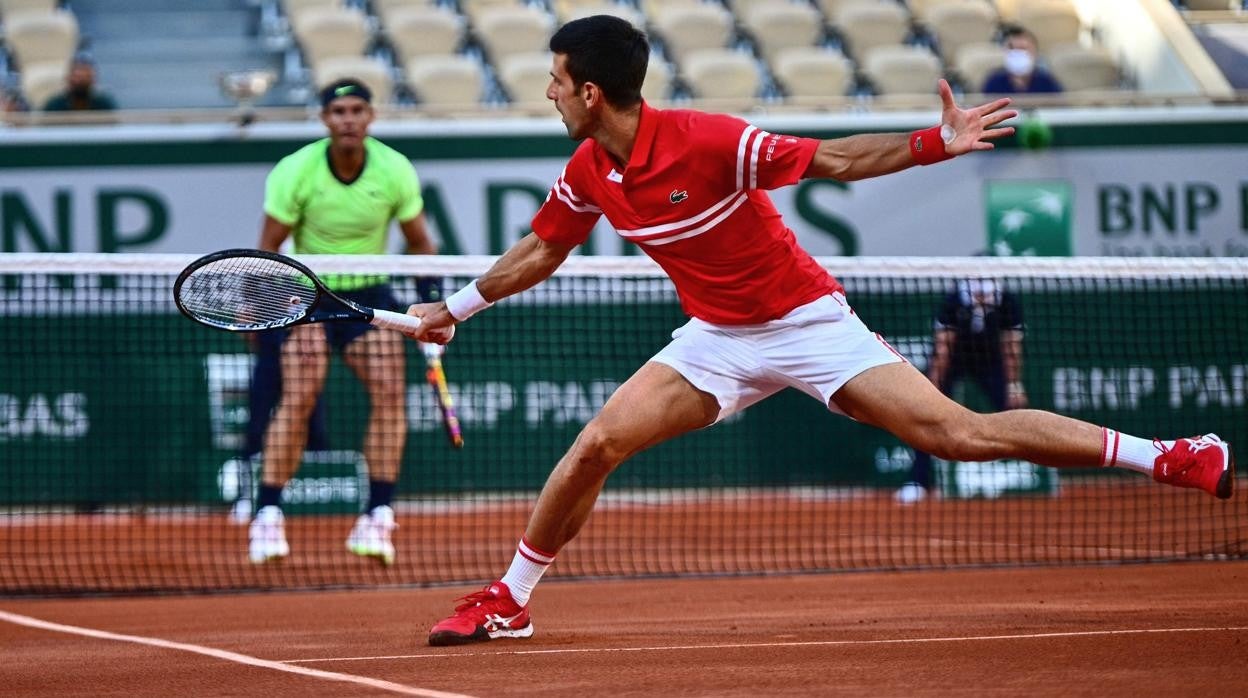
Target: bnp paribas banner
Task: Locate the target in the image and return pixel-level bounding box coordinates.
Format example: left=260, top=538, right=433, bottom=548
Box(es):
left=3, top=273, right=1245, bottom=508
left=0, top=110, right=1245, bottom=256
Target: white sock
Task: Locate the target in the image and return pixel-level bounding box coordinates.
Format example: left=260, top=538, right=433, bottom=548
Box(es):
left=1101, top=428, right=1173, bottom=475
left=500, top=537, right=555, bottom=607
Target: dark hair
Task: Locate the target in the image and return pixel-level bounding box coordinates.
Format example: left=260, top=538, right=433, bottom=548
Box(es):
left=1001, top=24, right=1039, bottom=47
left=549, top=15, right=649, bottom=108
left=320, top=78, right=372, bottom=109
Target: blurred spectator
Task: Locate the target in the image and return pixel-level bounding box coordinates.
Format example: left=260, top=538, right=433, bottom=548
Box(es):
left=1, top=87, right=29, bottom=114
left=982, top=26, right=1063, bottom=94
left=43, top=55, right=118, bottom=111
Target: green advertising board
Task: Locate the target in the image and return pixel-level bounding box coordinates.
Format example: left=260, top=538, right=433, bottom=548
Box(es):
left=2, top=272, right=1244, bottom=509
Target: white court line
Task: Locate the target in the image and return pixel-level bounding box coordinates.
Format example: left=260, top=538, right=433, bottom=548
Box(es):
left=281, top=626, right=1248, bottom=663
left=0, top=609, right=474, bottom=698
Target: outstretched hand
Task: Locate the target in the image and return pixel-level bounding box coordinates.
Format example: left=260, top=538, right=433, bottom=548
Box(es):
left=937, top=79, right=1018, bottom=156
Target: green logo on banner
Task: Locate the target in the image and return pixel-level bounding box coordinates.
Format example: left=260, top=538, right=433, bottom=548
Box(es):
left=986, top=180, right=1073, bottom=256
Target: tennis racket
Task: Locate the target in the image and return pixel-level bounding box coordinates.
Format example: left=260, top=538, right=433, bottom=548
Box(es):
left=422, top=342, right=464, bottom=448
left=173, top=248, right=423, bottom=334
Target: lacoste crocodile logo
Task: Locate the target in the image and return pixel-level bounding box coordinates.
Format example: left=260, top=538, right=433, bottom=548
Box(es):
left=669, top=189, right=688, bottom=204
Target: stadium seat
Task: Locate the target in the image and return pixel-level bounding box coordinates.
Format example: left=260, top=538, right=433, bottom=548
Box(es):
left=371, top=0, right=437, bottom=25
left=740, top=1, right=824, bottom=63
left=650, top=2, right=735, bottom=65
left=641, top=54, right=673, bottom=103
left=954, top=41, right=1006, bottom=93
left=1047, top=44, right=1118, bottom=91
left=681, top=47, right=760, bottom=106
left=640, top=0, right=702, bottom=19
left=1017, top=0, right=1082, bottom=54
left=292, top=7, right=370, bottom=67
left=405, top=54, right=484, bottom=108
left=313, top=55, right=394, bottom=102
left=831, top=1, right=910, bottom=63
left=474, top=5, right=554, bottom=65
left=0, top=0, right=58, bottom=18
left=19, top=58, right=67, bottom=110
left=815, top=0, right=891, bottom=21
left=2, top=9, right=78, bottom=69
left=385, top=6, right=465, bottom=66
left=991, top=0, right=1020, bottom=22
left=498, top=51, right=553, bottom=111
left=557, top=0, right=644, bottom=27
left=724, top=0, right=797, bottom=15
left=771, top=46, right=854, bottom=102
left=862, top=44, right=942, bottom=95
left=459, top=0, right=525, bottom=26
left=926, top=1, right=999, bottom=64
left=908, top=0, right=994, bottom=26
left=281, top=0, right=342, bottom=30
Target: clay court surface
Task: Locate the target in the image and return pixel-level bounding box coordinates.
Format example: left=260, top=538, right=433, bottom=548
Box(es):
left=3, top=561, right=1246, bottom=696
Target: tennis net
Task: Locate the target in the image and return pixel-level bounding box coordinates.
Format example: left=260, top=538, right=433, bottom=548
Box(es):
left=1, top=254, right=1245, bottom=595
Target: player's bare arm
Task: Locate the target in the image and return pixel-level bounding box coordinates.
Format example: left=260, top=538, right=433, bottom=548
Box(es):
left=399, top=213, right=436, bottom=255
left=405, top=232, right=576, bottom=342
left=258, top=214, right=292, bottom=252
left=803, top=80, right=1018, bottom=182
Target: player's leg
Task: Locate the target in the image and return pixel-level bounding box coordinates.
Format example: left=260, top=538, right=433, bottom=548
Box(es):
left=427, top=360, right=725, bottom=646
left=900, top=367, right=960, bottom=503
left=250, top=324, right=330, bottom=562
left=342, top=327, right=406, bottom=565
left=262, top=324, right=331, bottom=486
left=525, top=360, right=721, bottom=552
left=833, top=361, right=1233, bottom=497
left=247, top=330, right=331, bottom=457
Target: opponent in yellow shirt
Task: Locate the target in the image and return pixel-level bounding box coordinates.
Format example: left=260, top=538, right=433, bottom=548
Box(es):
left=249, top=78, right=437, bottom=567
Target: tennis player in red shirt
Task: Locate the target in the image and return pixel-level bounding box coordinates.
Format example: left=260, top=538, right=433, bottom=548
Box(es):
left=408, top=15, right=1234, bottom=646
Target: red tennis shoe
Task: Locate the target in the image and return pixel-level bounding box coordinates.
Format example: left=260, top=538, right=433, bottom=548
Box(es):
left=428, top=581, right=533, bottom=646
left=1153, top=434, right=1235, bottom=499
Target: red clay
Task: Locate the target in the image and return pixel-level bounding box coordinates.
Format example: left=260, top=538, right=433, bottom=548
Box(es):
left=3, top=481, right=1243, bottom=594
left=4, top=562, right=1247, bottom=696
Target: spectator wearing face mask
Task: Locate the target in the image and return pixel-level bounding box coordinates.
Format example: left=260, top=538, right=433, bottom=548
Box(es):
left=981, top=26, right=1063, bottom=94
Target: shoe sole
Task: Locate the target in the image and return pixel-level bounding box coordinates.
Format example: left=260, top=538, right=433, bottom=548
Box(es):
left=428, top=624, right=534, bottom=647
left=346, top=544, right=395, bottom=567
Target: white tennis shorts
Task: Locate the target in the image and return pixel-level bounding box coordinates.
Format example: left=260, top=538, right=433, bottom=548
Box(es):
left=650, top=293, right=905, bottom=422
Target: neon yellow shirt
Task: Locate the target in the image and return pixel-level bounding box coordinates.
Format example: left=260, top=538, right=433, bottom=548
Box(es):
left=264, top=136, right=423, bottom=290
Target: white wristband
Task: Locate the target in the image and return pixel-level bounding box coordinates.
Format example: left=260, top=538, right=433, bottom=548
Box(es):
left=445, top=279, right=494, bottom=321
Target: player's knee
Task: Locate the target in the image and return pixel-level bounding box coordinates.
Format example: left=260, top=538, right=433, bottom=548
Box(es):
left=569, top=423, right=628, bottom=475
left=365, top=377, right=405, bottom=409
left=278, top=389, right=321, bottom=417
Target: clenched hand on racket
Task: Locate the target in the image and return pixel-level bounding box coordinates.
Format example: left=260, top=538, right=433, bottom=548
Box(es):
left=404, top=301, right=458, bottom=345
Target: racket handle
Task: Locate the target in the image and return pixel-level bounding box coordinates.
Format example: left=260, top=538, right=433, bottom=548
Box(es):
left=370, top=308, right=423, bottom=333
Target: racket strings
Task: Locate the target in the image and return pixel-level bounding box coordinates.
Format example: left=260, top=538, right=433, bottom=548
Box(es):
left=179, top=256, right=316, bottom=329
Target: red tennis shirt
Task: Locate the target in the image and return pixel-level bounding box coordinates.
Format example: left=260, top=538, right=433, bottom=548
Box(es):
left=531, top=102, right=843, bottom=325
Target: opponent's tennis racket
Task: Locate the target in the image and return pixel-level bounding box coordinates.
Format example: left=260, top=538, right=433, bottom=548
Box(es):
left=173, top=248, right=423, bottom=334
left=422, top=342, right=464, bottom=448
